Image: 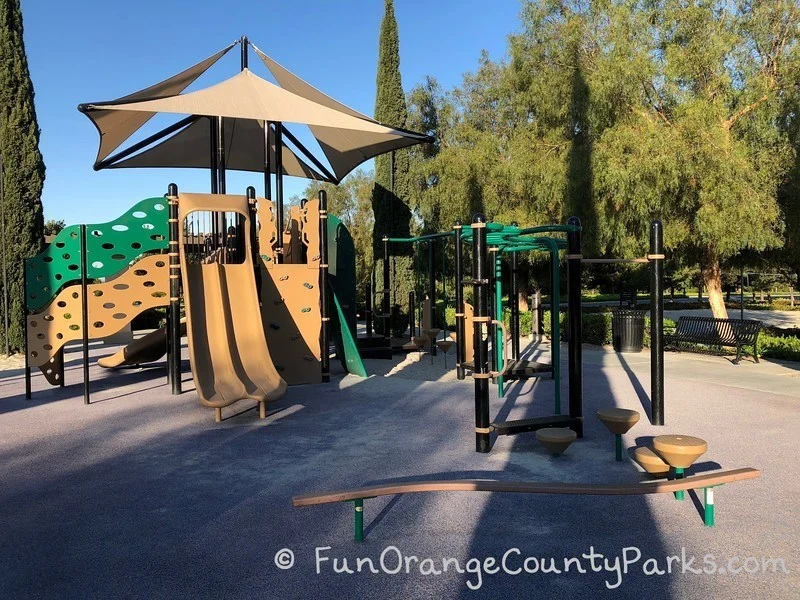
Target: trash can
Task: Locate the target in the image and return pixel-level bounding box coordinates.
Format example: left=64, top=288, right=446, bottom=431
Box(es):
left=611, top=308, right=647, bottom=353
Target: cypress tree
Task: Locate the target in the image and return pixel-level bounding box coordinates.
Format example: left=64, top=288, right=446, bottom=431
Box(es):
left=0, top=0, right=45, bottom=352
left=372, top=0, right=413, bottom=335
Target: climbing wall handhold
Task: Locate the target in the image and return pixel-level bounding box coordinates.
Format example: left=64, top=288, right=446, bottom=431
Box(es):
left=303, top=282, right=314, bottom=289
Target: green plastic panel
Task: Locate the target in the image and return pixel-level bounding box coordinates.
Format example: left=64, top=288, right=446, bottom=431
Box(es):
left=26, top=197, right=169, bottom=311
left=332, top=290, right=367, bottom=377
left=327, top=215, right=357, bottom=339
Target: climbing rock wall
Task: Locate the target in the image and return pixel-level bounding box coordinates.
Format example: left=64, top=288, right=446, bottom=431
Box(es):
left=258, top=197, right=323, bottom=385
left=26, top=254, right=169, bottom=368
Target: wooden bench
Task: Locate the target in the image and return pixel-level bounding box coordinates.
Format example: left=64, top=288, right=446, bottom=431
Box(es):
left=667, top=316, right=762, bottom=364
left=293, top=468, right=760, bottom=540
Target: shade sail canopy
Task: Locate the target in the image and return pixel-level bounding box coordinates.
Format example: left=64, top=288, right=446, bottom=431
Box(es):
left=255, top=47, right=430, bottom=180
left=109, top=116, right=331, bottom=181
left=85, top=44, right=234, bottom=164
left=79, top=39, right=434, bottom=183
left=81, top=69, right=431, bottom=183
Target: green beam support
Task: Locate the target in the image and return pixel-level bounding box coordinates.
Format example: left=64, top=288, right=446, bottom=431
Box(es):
left=615, top=434, right=623, bottom=461
left=704, top=487, right=715, bottom=526
left=674, top=467, right=685, bottom=501
left=494, top=250, right=504, bottom=397
left=353, top=499, right=364, bottom=542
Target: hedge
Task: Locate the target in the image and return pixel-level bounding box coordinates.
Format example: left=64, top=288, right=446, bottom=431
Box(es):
left=445, top=305, right=800, bottom=361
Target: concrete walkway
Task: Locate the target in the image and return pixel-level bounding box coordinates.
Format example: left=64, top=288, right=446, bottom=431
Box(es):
left=0, top=339, right=797, bottom=599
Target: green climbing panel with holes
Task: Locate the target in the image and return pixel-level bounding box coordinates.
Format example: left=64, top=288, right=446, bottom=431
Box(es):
left=25, top=197, right=169, bottom=311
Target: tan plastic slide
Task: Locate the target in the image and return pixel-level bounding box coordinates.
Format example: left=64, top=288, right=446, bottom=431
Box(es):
left=178, top=193, right=287, bottom=413
left=97, top=319, right=186, bottom=368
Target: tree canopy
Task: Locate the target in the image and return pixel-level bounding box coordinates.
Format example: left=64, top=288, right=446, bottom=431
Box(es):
left=407, top=0, right=800, bottom=317
left=0, top=0, right=45, bottom=352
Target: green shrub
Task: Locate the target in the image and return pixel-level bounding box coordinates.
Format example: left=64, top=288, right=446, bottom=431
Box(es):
left=751, top=334, right=800, bottom=362
left=541, top=309, right=675, bottom=347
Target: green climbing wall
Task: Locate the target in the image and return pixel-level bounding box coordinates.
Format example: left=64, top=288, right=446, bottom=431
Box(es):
left=26, top=197, right=169, bottom=311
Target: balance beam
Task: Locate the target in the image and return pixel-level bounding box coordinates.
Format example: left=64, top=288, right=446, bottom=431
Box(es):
left=293, top=468, right=760, bottom=541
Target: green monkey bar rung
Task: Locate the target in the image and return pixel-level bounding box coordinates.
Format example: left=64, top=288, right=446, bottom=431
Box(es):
left=25, top=197, right=169, bottom=311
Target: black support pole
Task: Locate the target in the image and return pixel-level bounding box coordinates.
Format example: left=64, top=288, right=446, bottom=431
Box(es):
left=454, top=221, right=465, bottom=380
left=567, top=216, right=583, bottom=436
left=365, top=283, right=373, bottom=337
left=247, top=186, right=261, bottom=295
left=80, top=224, right=90, bottom=405
left=216, top=116, right=226, bottom=245
left=210, top=117, right=219, bottom=194
left=510, top=250, right=520, bottom=363
left=382, top=235, right=390, bottom=346
left=264, top=123, right=272, bottom=199
left=650, top=220, right=665, bottom=426
left=428, top=240, right=437, bottom=354
left=240, top=35, right=248, bottom=69
left=319, top=190, right=330, bottom=382
left=168, top=183, right=182, bottom=395
left=23, top=260, right=31, bottom=399
left=275, top=122, right=285, bottom=261
left=408, top=291, right=415, bottom=339
left=472, top=214, right=490, bottom=453
left=216, top=117, right=226, bottom=193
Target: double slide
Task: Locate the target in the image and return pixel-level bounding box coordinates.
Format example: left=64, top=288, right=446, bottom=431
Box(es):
left=178, top=193, right=287, bottom=409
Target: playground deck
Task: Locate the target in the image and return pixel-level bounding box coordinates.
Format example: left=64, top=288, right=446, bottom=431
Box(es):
left=0, top=339, right=797, bottom=599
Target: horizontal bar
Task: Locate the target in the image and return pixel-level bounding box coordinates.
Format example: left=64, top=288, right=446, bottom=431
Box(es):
left=581, top=258, right=649, bottom=264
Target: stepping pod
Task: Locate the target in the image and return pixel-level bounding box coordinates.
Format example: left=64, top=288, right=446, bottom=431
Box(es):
left=653, top=435, right=708, bottom=501
left=597, top=408, right=640, bottom=461
left=633, top=447, right=670, bottom=477
left=535, top=427, right=577, bottom=456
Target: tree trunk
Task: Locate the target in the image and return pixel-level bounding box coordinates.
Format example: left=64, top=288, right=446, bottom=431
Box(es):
left=518, top=291, right=529, bottom=313
left=700, top=247, right=728, bottom=319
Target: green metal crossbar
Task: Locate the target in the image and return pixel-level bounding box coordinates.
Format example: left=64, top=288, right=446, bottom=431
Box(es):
left=26, top=197, right=169, bottom=311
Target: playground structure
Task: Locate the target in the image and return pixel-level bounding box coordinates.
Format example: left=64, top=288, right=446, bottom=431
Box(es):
left=379, top=214, right=666, bottom=453
left=21, top=35, right=432, bottom=417
left=22, top=185, right=367, bottom=419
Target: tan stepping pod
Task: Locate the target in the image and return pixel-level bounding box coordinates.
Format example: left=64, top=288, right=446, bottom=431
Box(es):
left=535, top=427, right=577, bottom=455
left=411, top=336, right=428, bottom=347
left=436, top=340, right=455, bottom=353
left=423, top=328, right=441, bottom=343
left=402, top=340, right=418, bottom=351
left=653, top=435, right=708, bottom=469
left=634, top=447, right=670, bottom=476
left=597, top=408, right=640, bottom=435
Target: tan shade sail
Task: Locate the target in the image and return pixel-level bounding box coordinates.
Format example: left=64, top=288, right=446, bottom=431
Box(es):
left=83, top=44, right=234, bottom=163
left=82, top=69, right=431, bottom=182
left=255, top=47, right=431, bottom=180
left=109, top=117, right=331, bottom=181
left=254, top=47, right=375, bottom=122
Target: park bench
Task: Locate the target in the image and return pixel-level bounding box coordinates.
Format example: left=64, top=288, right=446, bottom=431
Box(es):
left=293, top=468, right=760, bottom=540
left=667, top=316, right=762, bottom=364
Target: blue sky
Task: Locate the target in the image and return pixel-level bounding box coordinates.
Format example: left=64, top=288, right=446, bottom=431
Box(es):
left=23, top=0, right=522, bottom=224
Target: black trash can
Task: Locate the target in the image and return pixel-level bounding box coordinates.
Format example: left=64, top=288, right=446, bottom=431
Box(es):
left=611, top=308, right=647, bottom=353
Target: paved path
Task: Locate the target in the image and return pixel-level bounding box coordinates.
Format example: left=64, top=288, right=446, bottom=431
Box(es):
left=0, top=340, right=797, bottom=599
